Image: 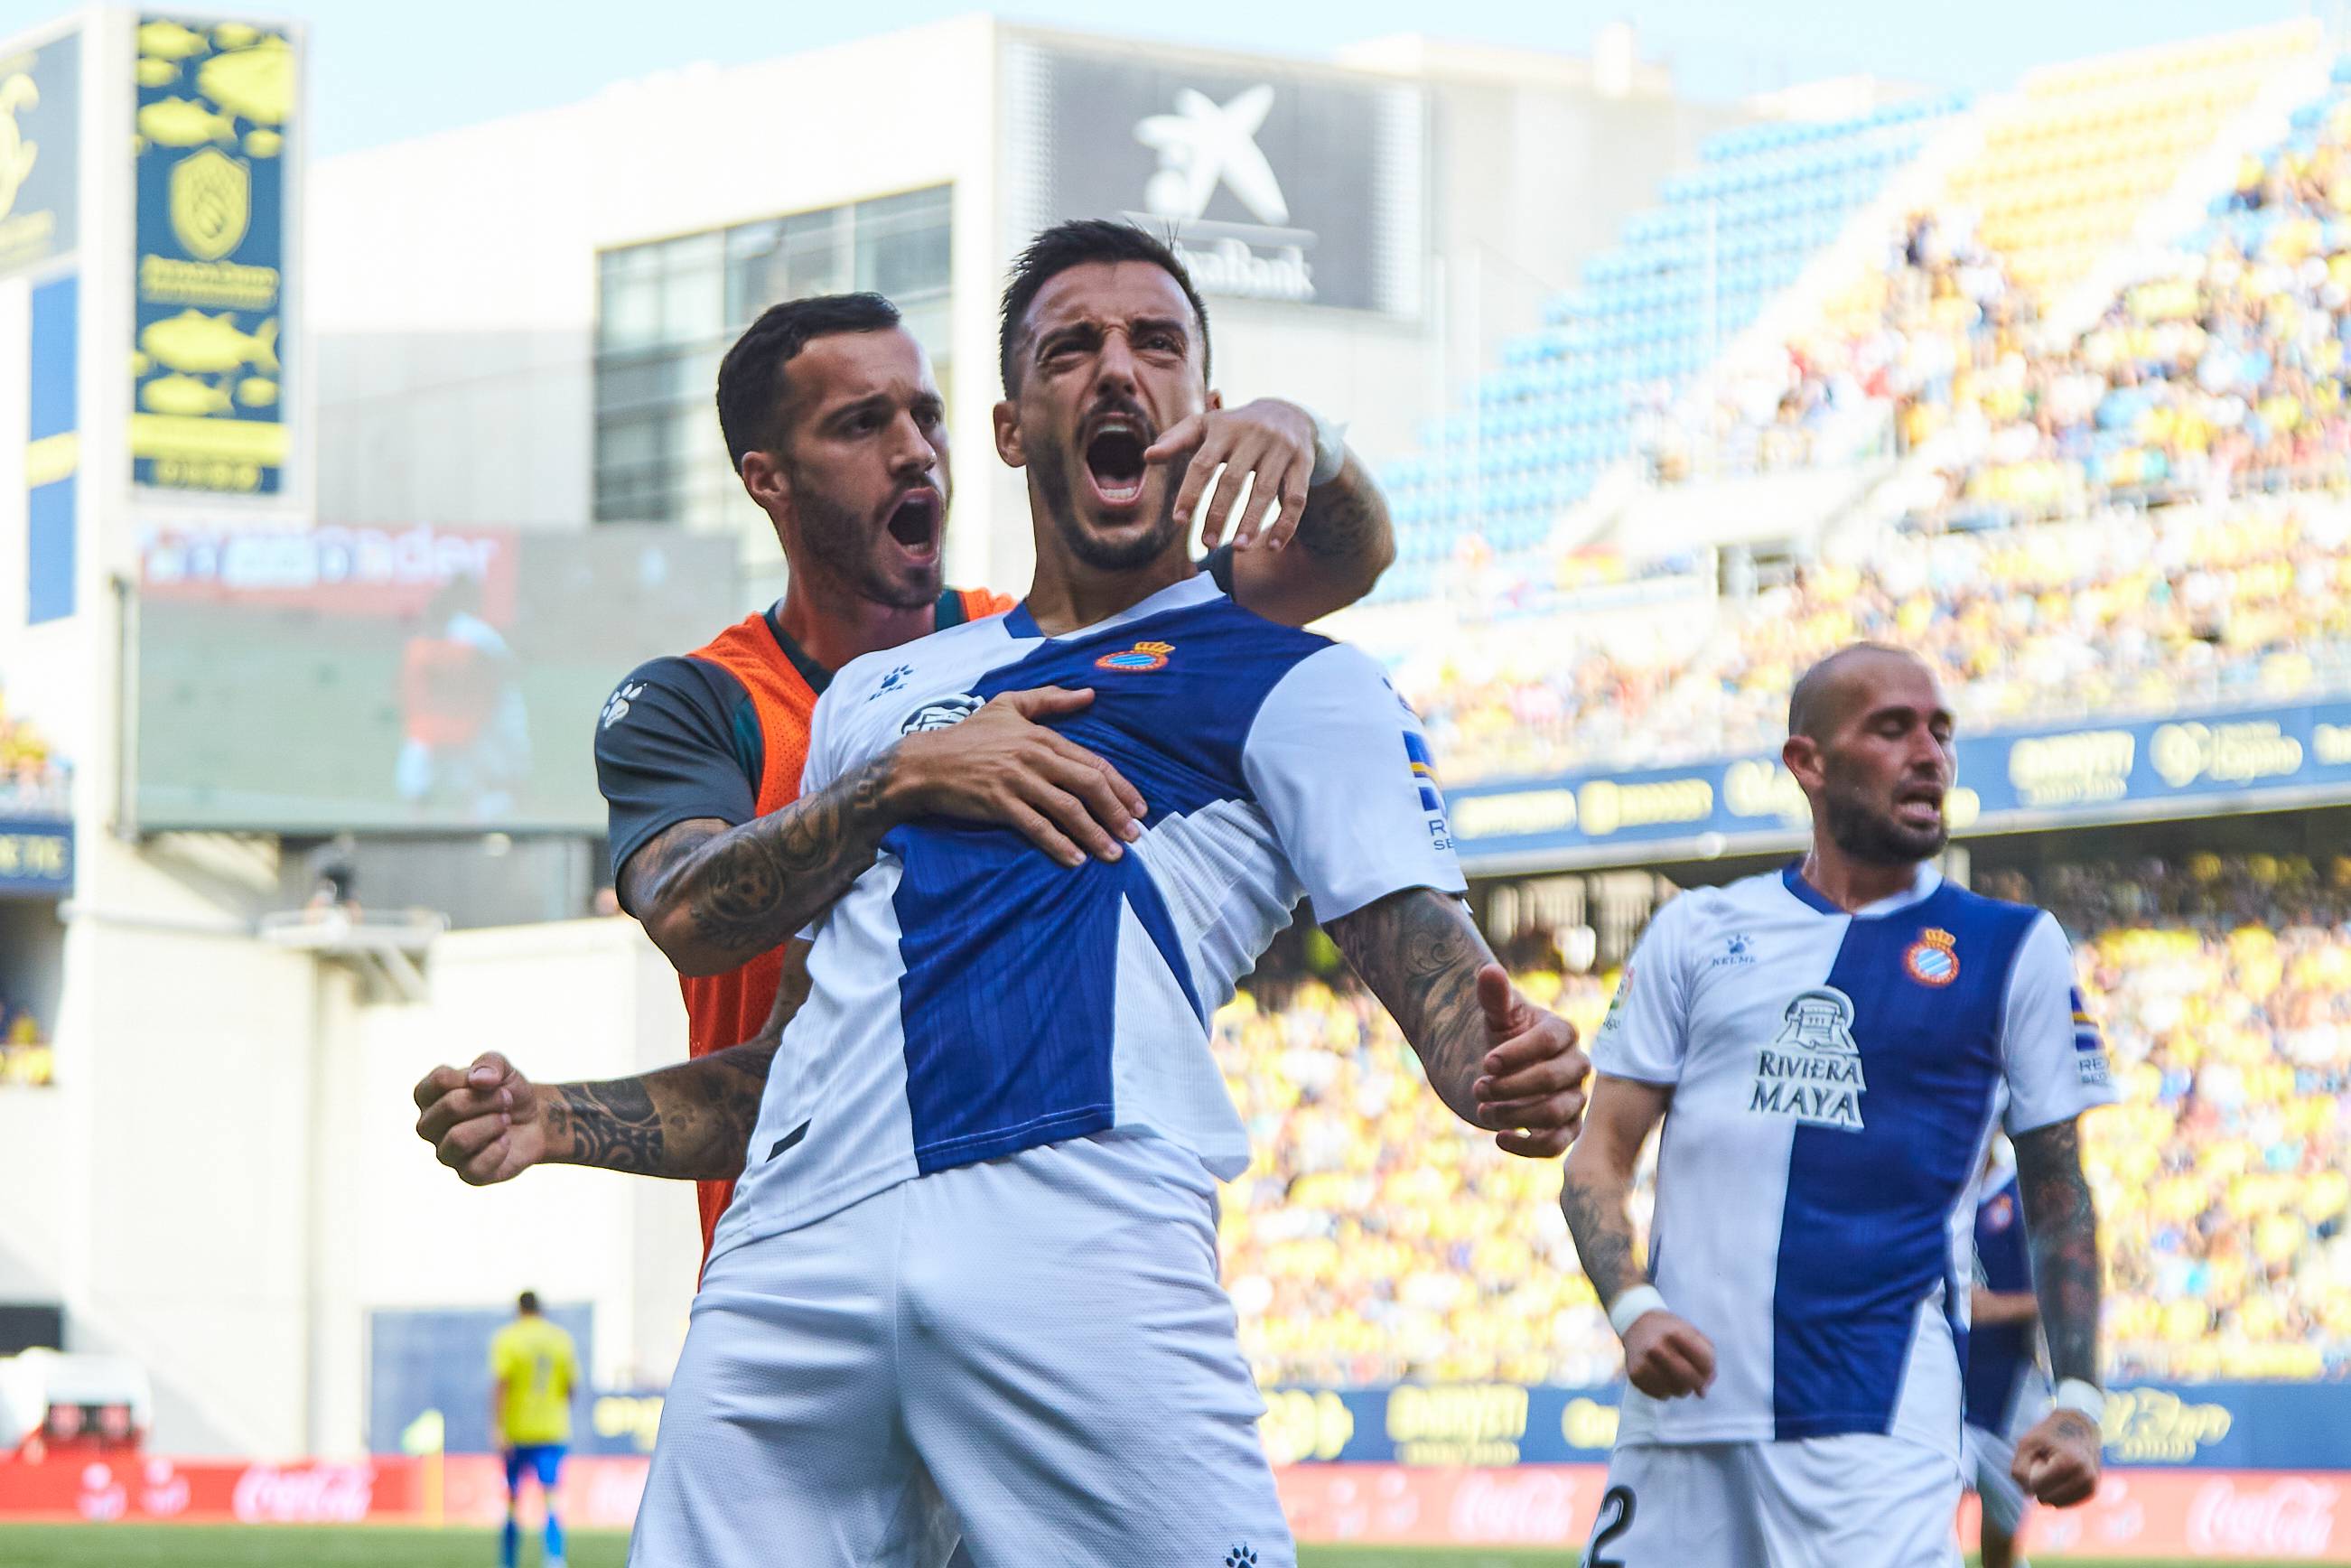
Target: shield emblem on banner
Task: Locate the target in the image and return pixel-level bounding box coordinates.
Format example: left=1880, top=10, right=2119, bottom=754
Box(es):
left=169, top=147, right=249, bottom=262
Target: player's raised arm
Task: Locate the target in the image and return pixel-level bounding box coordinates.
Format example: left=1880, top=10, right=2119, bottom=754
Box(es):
left=1322, top=889, right=1589, bottom=1154
left=620, top=684, right=1148, bottom=977
left=413, top=943, right=814, bottom=1184
left=1559, top=1074, right=1717, bottom=1399
left=1144, top=397, right=1395, bottom=624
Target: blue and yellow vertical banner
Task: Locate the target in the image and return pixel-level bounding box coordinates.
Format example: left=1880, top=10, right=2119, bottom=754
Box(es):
left=27, top=273, right=76, bottom=624
left=129, top=16, right=293, bottom=495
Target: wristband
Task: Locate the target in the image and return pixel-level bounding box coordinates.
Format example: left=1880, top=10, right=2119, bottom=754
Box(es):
left=2054, top=1378, right=2106, bottom=1425
left=1607, top=1285, right=1668, bottom=1339
left=1307, top=407, right=1349, bottom=488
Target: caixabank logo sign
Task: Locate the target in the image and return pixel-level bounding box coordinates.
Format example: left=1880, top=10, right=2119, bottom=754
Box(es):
left=1006, top=38, right=1424, bottom=318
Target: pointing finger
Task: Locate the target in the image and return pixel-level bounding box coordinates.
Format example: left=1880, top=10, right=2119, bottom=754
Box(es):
left=1142, top=412, right=1207, bottom=465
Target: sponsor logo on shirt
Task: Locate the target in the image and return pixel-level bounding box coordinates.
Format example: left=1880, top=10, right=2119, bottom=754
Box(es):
left=599, top=681, right=644, bottom=731
left=1904, top=927, right=1960, bottom=987
left=1599, top=963, right=1632, bottom=1036
left=1749, top=985, right=1867, bottom=1131
left=1404, top=732, right=1453, bottom=850
left=1711, top=932, right=1757, bottom=969
left=870, top=664, right=913, bottom=700
left=2070, top=984, right=2113, bottom=1086
left=1095, top=639, right=1173, bottom=672
left=900, top=694, right=984, bottom=733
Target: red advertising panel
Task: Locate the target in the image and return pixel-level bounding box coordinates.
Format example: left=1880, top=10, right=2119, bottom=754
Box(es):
left=3, top=1456, right=2346, bottom=1559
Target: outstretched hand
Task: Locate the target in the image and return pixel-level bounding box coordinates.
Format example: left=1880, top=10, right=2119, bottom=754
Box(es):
left=1469, top=962, right=1591, bottom=1156
left=413, top=1050, right=546, bottom=1186
left=1144, top=398, right=1319, bottom=552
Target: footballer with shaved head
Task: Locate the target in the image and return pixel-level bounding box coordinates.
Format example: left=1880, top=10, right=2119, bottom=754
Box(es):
left=1558, top=642, right=2115, bottom=1567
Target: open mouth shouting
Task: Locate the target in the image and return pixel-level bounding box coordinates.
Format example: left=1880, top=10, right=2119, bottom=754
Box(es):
left=884, top=487, right=943, bottom=564
left=1082, top=410, right=1152, bottom=512
left=1893, top=781, right=1945, bottom=830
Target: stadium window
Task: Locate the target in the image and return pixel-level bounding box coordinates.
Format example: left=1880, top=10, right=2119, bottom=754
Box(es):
left=592, top=187, right=953, bottom=530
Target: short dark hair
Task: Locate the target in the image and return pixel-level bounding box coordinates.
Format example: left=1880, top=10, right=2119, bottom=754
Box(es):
left=517, top=1291, right=540, bottom=1315
left=715, top=293, right=902, bottom=469
left=998, top=219, right=1211, bottom=396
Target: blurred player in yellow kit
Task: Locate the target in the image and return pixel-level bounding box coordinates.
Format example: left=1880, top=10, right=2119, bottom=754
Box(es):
left=489, top=1292, right=580, bottom=1568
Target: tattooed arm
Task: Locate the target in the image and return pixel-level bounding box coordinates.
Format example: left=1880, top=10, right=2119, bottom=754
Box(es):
left=1321, top=887, right=1589, bottom=1153
left=2013, top=1116, right=2101, bottom=1386
left=2008, top=1114, right=2106, bottom=1506
left=1225, top=449, right=1397, bottom=627
left=620, top=686, right=1148, bottom=977
left=1559, top=1074, right=1717, bottom=1398
left=1557, top=1076, right=1670, bottom=1306
left=411, top=943, right=814, bottom=1184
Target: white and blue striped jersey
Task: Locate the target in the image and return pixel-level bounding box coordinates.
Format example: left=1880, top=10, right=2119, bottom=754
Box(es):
left=1594, top=863, right=2115, bottom=1458
left=709, top=573, right=1466, bottom=1258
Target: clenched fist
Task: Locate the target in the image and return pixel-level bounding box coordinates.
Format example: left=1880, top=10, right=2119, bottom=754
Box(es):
left=413, top=1051, right=547, bottom=1186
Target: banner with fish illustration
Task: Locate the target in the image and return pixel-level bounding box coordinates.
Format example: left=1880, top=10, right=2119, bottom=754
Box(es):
left=0, top=24, right=78, bottom=278
left=129, top=15, right=293, bottom=495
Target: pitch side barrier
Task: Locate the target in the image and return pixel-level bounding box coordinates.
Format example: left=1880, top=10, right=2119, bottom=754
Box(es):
left=1445, top=695, right=2351, bottom=875
left=11, top=1380, right=2346, bottom=1554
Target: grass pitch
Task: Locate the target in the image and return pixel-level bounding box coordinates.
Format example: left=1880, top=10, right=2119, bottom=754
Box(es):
left=0, top=1525, right=2318, bottom=1566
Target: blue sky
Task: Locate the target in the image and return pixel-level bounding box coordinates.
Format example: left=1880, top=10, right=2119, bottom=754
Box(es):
left=279, top=0, right=2322, bottom=159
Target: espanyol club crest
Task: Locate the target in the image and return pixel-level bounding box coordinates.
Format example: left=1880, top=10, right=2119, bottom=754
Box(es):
left=1095, top=639, right=1172, bottom=672
left=1904, top=928, right=1960, bottom=987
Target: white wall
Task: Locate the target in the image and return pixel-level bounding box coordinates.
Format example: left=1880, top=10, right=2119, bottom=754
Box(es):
left=0, top=900, right=690, bottom=1457
left=343, top=919, right=697, bottom=1399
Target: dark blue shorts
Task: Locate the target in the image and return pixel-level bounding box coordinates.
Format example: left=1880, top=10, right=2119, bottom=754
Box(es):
left=504, top=1443, right=564, bottom=1494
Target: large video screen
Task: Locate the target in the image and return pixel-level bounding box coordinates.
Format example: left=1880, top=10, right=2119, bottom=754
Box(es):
left=134, top=524, right=740, bottom=833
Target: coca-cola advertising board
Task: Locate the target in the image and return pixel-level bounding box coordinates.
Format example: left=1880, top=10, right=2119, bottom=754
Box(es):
left=3, top=1457, right=2348, bottom=1557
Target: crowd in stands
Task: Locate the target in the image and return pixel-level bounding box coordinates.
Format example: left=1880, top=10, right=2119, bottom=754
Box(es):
left=1990, top=854, right=2351, bottom=1380
left=1215, top=854, right=2351, bottom=1387
left=1403, top=494, right=2351, bottom=782
left=0, top=684, right=69, bottom=818
left=1637, top=60, right=2351, bottom=516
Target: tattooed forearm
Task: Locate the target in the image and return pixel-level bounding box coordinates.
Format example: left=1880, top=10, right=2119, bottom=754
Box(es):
left=2015, top=1116, right=2104, bottom=1386
left=626, top=752, right=900, bottom=976
left=1294, top=453, right=1391, bottom=566
left=543, top=1078, right=664, bottom=1175
left=1558, top=1078, right=1671, bottom=1307
left=1324, top=888, right=1496, bottom=1125
left=542, top=1039, right=780, bottom=1181
left=1559, top=1169, right=1644, bottom=1305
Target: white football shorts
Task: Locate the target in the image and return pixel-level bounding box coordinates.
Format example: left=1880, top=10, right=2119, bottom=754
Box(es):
left=1583, top=1433, right=1962, bottom=1568
left=1963, top=1383, right=2048, bottom=1538
left=1962, top=1419, right=2030, bottom=1536
left=628, top=1129, right=1294, bottom=1568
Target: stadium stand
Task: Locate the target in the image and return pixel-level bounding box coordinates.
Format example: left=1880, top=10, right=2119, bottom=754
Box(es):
left=1404, top=493, right=2351, bottom=783
left=1374, top=26, right=2330, bottom=605
left=1371, top=93, right=1968, bottom=601
left=1216, top=854, right=2351, bottom=1391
